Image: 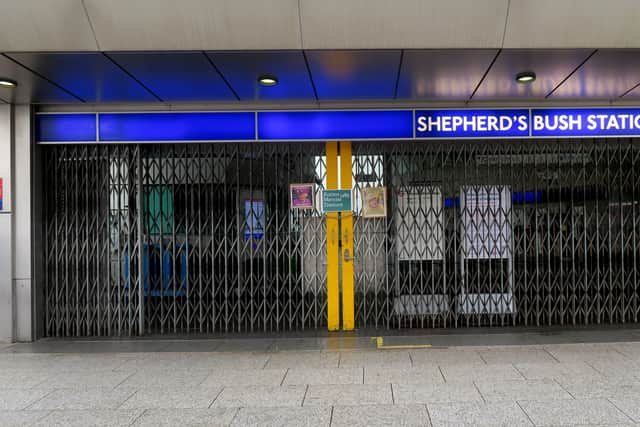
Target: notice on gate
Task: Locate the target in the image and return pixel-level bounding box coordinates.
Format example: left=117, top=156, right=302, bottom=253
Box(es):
left=461, top=186, right=511, bottom=259
left=0, top=178, right=3, bottom=211
left=322, top=189, right=352, bottom=213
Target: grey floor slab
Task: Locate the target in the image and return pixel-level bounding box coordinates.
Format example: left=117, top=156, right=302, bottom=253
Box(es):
left=212, top=385, right=306, bottom=408
left=0, top=410, right=50, bottom=426
left=201, top=368, right=287, bottom=387
left=478, top=348, right=558, bottom=364
left=303, top=384, right=393, bottom=406
left=33, top=409, right=144, bottom=426
left=36, top=371, right=134, bottom=389
left=213, top=339, right=276, bottom=352
left=609, top=398, right=640, bottom=423
left=283, top=368, right=363, bottom=385
left=231, top=406, right=331, bottom=426
left=119, top=386, right=223, bottom=410
left=338, top=351, right=412, bottom=368
left=556, top=377, right=640, bottom=399
left=364, top=366, right=445, bottom=385
left=269, top=338, right=326, bottom=352
left=393, top=383, right=483, bottom=404
left=545, top=344, right=631, bottom=364
left=159, top=341, right=223, bottom=353
left=586, top=360, right=640, bottom=379
left=0, top=369, right=51, bottom=388
left=0, top=389, right=53, bottom=410
left=410, top=349, right=486, bottom=366
left=514, top=361, right=604, bottom=381
left=331, top=404, right=431, bottom=427
left=518, top=398, right=634, bottom=426
left=118, top=368, right=210, bottom=388
left=27, top=387, right=137, bottom=410
left=440, top=363, right=525, bottom=382
left=475, top=379, right=573, bottom=402
left=265, top=352, right=340, bottom=369
left=427, top=401, right=533, bottom=426
left=133, top=408, right=239, bottom=426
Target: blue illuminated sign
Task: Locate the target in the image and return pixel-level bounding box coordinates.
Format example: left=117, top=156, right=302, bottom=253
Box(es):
left=34, top=107, right=640, bottom=144
left=258, top=110, right=413, bottom=140
left=36, top=114, right=96, bottom=142
left=531, top=108, right=640, bottom=137
left=99, top=112, right=255, bottom=141
left=415, top=109, right=529, bottom=138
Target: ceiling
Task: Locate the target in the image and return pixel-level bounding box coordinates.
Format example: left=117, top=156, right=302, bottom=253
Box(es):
left=2, top=49, right=640, bottom=106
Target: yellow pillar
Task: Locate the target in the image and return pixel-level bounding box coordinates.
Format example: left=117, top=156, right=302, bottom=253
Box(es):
left=325, top=141, right=340, bottom=331
left=340, top=141, right=355, bottom=331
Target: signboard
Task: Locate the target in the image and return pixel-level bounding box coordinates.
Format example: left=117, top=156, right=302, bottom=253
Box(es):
left=35, top=107, right=640, bottom=144
left=395, top=186, right=444, bottom=261
left=361, top=187, right=387, bottom=218
left=290, top=183, right=314, bottom=209
left=0, top=178, right=3, bottom=211
left=322, top=190, right=352, bottom=213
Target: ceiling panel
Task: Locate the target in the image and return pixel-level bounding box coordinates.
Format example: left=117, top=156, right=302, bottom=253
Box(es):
left=7, top=53, right=158, bottom=103
left=300, top=0, right=508, bottom=49
left=84, top=0, right=300, bottom=51
left=505, top=0, right=640, bottom=48
left=0, top=55, right=80, bottom=104
left=306, top=50, right=401, bottom=100
left=473, top=49, right=593, bottom=100
left=0, top=0, right=97, bottom=51
left=109, top=52, right=236, bottom=102
left=208, top=51, right=315, bottom=101
left=396, top=50, right=497, bottom=100
left=550, top=50, right=640, bottom=99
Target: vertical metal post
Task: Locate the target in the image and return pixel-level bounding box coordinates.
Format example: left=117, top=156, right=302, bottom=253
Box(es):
left=136, top=146, right=144, bottom=335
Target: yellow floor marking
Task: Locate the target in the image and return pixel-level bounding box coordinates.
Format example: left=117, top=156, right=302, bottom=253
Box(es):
left=371, top=336, right=432, bottom=350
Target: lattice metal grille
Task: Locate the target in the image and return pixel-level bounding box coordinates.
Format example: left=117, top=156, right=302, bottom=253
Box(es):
left=42, top=142, right=327, bottom=336
left=351, top=139, right=640, bottom=328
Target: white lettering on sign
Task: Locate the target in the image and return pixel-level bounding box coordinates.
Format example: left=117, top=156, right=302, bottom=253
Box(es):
left=416, top=114, right=528, bottom=133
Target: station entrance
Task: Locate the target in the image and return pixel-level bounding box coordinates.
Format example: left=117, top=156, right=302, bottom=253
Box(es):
left=40, top=139, right=640, bottom=336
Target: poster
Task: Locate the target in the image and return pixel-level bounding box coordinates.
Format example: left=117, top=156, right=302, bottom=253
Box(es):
left=395, top=186, right=444, bottom=261
left=361, top=186, right=387, bottom=218
left=461, top=186, right=511, bottom=259
left=244, top=199, right=265, bottom=240
left=290, top=183, right=314, bottom=209
left=0, top=178, right=3, bottom=211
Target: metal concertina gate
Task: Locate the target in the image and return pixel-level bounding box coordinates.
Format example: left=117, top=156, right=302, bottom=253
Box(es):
left=41, top=139, right=640, bottom=336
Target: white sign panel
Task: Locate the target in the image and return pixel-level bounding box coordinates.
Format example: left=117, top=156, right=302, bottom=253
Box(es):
left=395, top=186, right=444, bottom=261
left=461, top=186, right=511, bottom=259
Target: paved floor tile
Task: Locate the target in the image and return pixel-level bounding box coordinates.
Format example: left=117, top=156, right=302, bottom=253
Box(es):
left=304, top=384, right=393, bottom=406
left=393, top=383, right=483, bottom=404
left=609, top=398, right=640, bottom=423
left=37, top=371, right=133, bottom=389
left=33, top=409, right=143, bottom=426
left=231, top=406, right=331, bottom=426
left=556, top=377, right=640, bottom=399
left=514, top=361, right=604, bottom=381
left=410, top=349, right=486, bottom=366
left=0, top=410, right=50, bottom=426
left=364, top=366, right=444, bottom=385
left=339, top=351, right=412, bottom=368
left=331, top=404, right=431, bottom=427
left=0, top=389, right=53, bottom=410
left=519, top=398, right=633, bottom=426
left=587, top=360, right=640, bottom=379
left=212, top=385, right=306, bottom=408
left=440, top=364, right=524, bottom=382
left=27, top=387, right=137, bottom=410
left=133, top=408, right=239, bottom=426
left=118, top=368, right=210, bottom=388
left=427, top=401, right=533, bottom=426
left=545, top=345, right=631, bottom=364
left=265, top=352, right=340, bottom=369
left=283, top=368, right=363, bottom=385
left=119, top=386, right=223, bottom=410
left=201, top=368, right=287, bottom=387
left=478, top=348, right=557, bottom=364
left=0, top=369, right=50, bottom=388
left=475, top=379, right=572, bottom=402
left=214, top=339, right=275, bottom=352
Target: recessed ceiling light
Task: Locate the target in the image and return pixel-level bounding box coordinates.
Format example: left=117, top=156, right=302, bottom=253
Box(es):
left=0, top=78, right=17, bottom=88
left=258, top=75, right=278, bottom=86
left=515, top=71, right=536, bottom=84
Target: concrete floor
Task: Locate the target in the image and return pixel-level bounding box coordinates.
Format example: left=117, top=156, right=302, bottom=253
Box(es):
left=2, top=328, right=640, bottom=426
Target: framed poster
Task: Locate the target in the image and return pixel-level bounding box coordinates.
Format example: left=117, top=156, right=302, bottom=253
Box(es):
left=244, top=199, right=265, bottom=240
left=290, top=183, right=314, bottom=209
left=361, top=186, right=387, bottom=218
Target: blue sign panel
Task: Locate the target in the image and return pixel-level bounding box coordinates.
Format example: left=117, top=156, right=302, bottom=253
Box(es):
left=36, top=114, right=96, bottom=142
left=415, top=109, right=530, bottom=138
left=531, top=108, right=640, bottom=137
left=99, top=112, right=255, bottom=141
left=258, top=110, right=413, bottom=140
